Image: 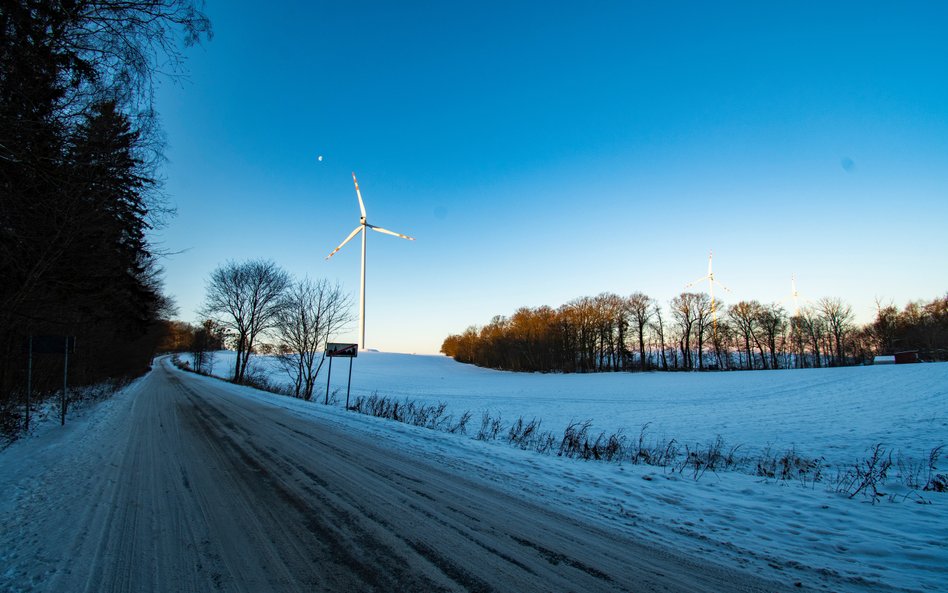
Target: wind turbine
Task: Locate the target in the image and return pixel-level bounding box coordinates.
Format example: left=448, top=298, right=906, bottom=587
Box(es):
left=785, top=274, right=808, bottom=316
left=326, top=172, right=414, bottom=350
left=685, top=250, right=730, bottom=340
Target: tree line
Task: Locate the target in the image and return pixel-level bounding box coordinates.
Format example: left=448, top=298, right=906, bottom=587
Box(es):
left=441, top=292, right=948, bottom=373
left=0, top=1, right=211, bottom=433
left=177, top=259, right=353, bottom=401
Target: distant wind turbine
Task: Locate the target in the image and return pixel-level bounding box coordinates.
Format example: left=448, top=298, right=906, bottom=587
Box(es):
left=685, top=250, right=730, bottom=340
left=326, top=172, right=415, bottom=350
left=785, top=274, right=809, bottom=316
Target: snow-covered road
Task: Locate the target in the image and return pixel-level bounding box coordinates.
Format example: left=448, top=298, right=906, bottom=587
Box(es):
left=0, top=360, right=800, bottom=593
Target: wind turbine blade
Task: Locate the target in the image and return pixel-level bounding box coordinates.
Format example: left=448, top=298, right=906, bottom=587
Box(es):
left=352, top=172, right=366, bottom=219
left=708, top=250, right=713, bottom=276
left=326, top=226, right=363, bottom=259
left=684, top=275, right=709, bottom=289
left=713, top=279, right=731, bottom=293
left=368, top=224, right=415, bottom=241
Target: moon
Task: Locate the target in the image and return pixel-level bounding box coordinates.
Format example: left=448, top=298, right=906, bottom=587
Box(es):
left=317, top=155, right=323, bottom=162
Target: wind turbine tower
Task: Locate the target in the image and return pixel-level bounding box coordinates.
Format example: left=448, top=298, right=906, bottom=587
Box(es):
left=326, top=173, right=415, bottom=350
left=787, top=274, right=807, bottom=316
left=685, top=250, right=730, bottom=340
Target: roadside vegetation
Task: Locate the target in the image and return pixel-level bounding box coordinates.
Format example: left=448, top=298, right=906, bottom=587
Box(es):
left=164, top=259, right=353, bottom=399
left=0, top=377, right=132, bottom=449
left=347, top=393, right=946, bottom=503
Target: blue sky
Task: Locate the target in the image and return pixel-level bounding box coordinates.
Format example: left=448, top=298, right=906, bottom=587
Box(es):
left=154, top=1, right=948, bottom=354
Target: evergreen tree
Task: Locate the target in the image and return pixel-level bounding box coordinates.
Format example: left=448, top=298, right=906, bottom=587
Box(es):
left=0, top=1, right=210, bottom=431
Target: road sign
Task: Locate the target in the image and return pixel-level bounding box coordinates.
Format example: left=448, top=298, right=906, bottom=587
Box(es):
left=31, top=335, right=76, bottom=354
left=325, top=343, right=358, bottom=407
left=25, top=335, right=76, bottom=428
left=326, top=343, right=358, bottom=358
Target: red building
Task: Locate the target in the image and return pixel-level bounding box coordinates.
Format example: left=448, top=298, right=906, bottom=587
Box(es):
left=894, top=351, right=919, bottom=364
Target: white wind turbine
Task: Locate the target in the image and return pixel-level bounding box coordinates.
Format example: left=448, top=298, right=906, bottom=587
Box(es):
left=685, top=250, right=731, bottom=340
left=785, top=274, right=809, bottom=316
left=326, top=172, right=415, bottom=350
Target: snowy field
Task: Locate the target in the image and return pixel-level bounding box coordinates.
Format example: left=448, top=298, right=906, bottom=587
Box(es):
left=205, top=350, right=948, bottom=470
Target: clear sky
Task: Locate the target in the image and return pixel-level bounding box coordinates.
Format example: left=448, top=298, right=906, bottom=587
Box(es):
left=153, top=1, right=948, bottom=354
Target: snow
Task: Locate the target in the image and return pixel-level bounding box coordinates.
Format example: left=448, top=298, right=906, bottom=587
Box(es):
left=0, top=376, right=145, bottom=591
left=214, top=350, right=948, bottom=469
left=2, top=354, right=945, bottom=592
left=188, top=355, right=948, bottom=592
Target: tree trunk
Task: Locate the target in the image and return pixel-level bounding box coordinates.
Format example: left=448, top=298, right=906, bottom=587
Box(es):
left=638, top=324, right=647, bottom=372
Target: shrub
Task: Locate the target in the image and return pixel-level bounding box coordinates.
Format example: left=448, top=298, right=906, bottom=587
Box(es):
left=476, top=412, right=503, bottom=441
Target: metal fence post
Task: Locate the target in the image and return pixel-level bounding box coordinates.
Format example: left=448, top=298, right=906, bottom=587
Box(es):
left=26, top=336, right=32, bottom=432
left=325, top=356, right=333, bottom=405
left=61, top=337, right=68, bottom=426
left=346, top=356, right=353, bottom=409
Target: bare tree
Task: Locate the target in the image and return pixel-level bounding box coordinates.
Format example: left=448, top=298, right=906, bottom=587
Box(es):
left=728, top=301, right=761, bottom=369
left=507, top=306, right=558, bottom=371
left=788, top=313, right=808, bottom=368
left=189, top=319, right=224, bottom=375
left=275, top=278, right=352, bottom=400
left=562, top=297, right=597, bottom=372
left=440, top=287, right=943, bottom=372
left=757, top=303, right=787, bottom=370
left=671, top=292, right=709, bottom=370
left=651, top=304, right=670, bottom=371
left=797, top=306, right=825, bottom=368
left=56, top=0, right=212, bottom=127
left=870, top=298, right=899, bottom=355
left=691, top=293, right=714, bottom=370
left=626, top=292, right=654, bottom=371
left=201, top=260, right=290, bottom=383
left=711, top=319, right=734, bottom=370
left=818, top=297, right=854, bottom=366
left=592, top=293, right=624, bottom=371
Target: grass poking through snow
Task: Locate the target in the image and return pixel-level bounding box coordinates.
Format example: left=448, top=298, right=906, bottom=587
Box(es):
left=345, top=393, right=944, bottom=502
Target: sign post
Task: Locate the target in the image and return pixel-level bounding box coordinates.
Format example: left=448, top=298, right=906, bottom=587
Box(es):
left=27, top=336, right=76, bottom=427
left=25, top=336, right=32, bottom=432
left=325, top=343, right=358, bottom=408
left=62, top=337, right=68, bottom=426
left=346, top=355, right=354, bottom=409
left=325, top=356, right=332, bottom=405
